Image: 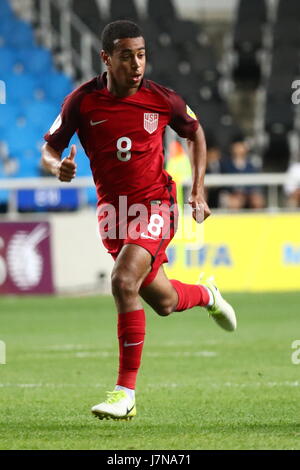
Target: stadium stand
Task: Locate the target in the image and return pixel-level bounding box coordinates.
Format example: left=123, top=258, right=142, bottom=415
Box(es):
left=109, top=0, right=139, bottom=22
left=232, top=0, right=267, bottom=88
left=70, top=0, right=104, bottom=78
left=260, top=0, right=300, bottom=171
left=72, top=0, right=104, bottom=36
left=146, top=0, right=177, bottom=32
left=276, top=0, right=300, bottom=20
left=0, top=0, right=74, bottom=210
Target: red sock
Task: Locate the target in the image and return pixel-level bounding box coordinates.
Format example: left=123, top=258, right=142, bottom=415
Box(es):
left=170, top=280, right=210, bottom=311
left=116, top=309, right=145, bottom=390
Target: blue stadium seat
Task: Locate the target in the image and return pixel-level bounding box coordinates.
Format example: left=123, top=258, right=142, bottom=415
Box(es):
left=4, top=124, right=41, bottom=155
left=23, top=101, right=58, bottom=132
left=0, top=47, right=18, bottom=73
left=5, top=74, right=39, bottom=104
left=0, top=11, right=16, bottom=47
left=4, top=20, right=35, bottom=47
left=0, top=0, right=13, bottom=19
left=0, top=103, right=21, bottom=129
left=16, top=47, right=54, bottom=74
left=0, top=189, right=9, bottom=201
left=0, top=15, right=18, bottom=36
left=77, top=151, right=91, bottom=176
left=0, top=0, right=78, bottom=183
left=0, top=186, right=10, bottom=207
left=61, top=136, right=90, bottom=176
left=16, top=156, right=40, bottom=177
left=37, top=72, right=73, bottom=101
left=86, top=186, right=97, bottom=206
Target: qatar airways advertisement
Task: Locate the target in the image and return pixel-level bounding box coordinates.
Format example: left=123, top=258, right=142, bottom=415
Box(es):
left=0, top=222, right=54, bottom=294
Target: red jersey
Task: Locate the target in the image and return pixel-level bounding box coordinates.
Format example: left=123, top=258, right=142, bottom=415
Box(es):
left=44, top=73, right=199, bottom=206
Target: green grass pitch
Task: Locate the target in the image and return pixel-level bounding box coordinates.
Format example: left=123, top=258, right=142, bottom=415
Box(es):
left=0, top=292, right=299, bottom=450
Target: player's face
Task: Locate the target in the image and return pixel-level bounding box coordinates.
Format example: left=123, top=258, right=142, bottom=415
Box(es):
left=104, top=37, right=146, bottom=96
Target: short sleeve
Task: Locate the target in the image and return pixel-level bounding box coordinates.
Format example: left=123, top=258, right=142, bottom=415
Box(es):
left=44, top=90, right=82, bottom=152
left=168, top=92, right=199, bottom=139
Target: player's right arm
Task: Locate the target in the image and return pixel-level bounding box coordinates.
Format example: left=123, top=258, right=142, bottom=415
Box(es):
left=41, top=142, right=77, bottom=182
left=41, top=87, right=84, bottom=182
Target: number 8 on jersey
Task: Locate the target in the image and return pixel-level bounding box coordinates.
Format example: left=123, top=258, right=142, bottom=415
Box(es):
left=117, top=137, right=132, bottom=162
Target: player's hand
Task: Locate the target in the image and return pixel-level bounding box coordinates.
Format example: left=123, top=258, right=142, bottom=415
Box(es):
left=55, top=145, right=77, bottom=182
left=188, top=193, right=211, bottom=224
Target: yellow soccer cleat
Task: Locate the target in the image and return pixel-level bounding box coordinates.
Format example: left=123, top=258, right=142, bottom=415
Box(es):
left=91, top=390, right=136, bottom=421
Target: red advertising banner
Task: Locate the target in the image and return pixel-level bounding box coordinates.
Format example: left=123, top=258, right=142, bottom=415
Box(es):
left=0, top=222, right=54, bottom=294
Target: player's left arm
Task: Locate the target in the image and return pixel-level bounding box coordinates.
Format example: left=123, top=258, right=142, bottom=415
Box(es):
left=187, top=124, right=211, bottom=223
left=167, top=89, right=211, bottom=223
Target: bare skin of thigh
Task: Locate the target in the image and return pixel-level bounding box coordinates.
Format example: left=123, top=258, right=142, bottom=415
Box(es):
left=111, top=243, right=178, bottom=315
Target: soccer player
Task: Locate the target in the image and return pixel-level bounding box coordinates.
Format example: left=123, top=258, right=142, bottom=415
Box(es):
left=41, top=20, right=236, bottom=421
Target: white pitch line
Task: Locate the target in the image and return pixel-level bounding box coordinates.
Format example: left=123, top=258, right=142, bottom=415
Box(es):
left=16, top=350, right=218, bottom=359
left=146, top=351, right=217, bottom=358
left=47, top=344, right=90, bottom=351
left=0, top=381, right=299, bottom=389
left=75, top=352, right=113, bottom=358
left=0, top=383, right=103, bottom=388
left=75, top=351, right=217, bottom=358
left=43, top=342, right=219, bottom=351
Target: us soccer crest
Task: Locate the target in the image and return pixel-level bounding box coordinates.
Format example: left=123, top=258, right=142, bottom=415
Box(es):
left=144, top=113, right=159, bottom=134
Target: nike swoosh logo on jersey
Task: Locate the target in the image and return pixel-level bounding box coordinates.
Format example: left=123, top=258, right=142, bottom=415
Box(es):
left=90, top=119, right=108, bottom=126
left=140, top=232, right=158, bottom=240
left=124, top=340, right=144, bottom=347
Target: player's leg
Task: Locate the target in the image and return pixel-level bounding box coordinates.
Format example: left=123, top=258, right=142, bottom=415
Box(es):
left=140, top=265, right=237, bottom=331
left=139, top=265, right=211, bottom=316
left=111, top=243, right=152, bottom=312
left=92, top=243, right=152, bottom=420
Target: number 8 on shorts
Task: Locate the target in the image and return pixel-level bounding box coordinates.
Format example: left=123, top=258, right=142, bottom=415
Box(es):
left=147, top=214, right=164, bottom=237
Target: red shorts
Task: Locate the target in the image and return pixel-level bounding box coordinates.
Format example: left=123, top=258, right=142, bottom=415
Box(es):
left=98, top=181, right=178, bottom=287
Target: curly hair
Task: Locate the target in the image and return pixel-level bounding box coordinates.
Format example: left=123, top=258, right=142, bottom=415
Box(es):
left=101, top=20, right=144, bottom=54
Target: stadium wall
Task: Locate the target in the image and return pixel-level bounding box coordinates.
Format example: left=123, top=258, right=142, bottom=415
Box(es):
left=165, top=212, right=300, bottom=292
left=49, top=210, right=114, bottom=294
left=0, top=211, right=114, bottom=295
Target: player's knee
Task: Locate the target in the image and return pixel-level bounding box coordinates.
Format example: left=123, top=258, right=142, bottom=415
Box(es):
left=111, top=271, right=139, bottom=299
left=154, top=302, right=174, bottom=317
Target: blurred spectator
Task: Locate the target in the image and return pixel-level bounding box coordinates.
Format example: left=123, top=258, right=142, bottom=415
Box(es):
left=221, top=135, right=265, bottom=209
left=284, top=162, right=300, bottom=208
left=0, top=141, right=18, bottom=176
left=166, top=139, right=191, bottom=208
left=205, top=137, right=223, bottom=208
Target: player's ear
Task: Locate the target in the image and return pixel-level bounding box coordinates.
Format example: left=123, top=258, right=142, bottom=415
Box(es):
left=100, top=50, right=111, bottom=67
